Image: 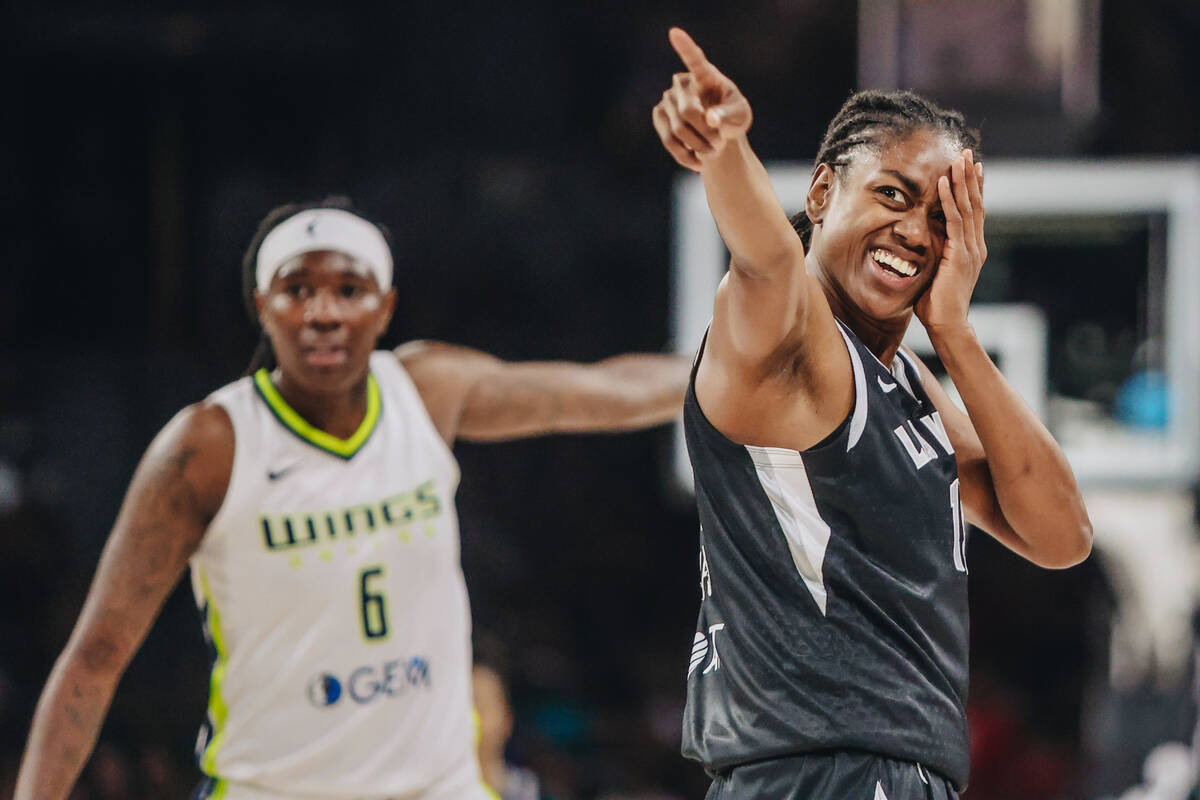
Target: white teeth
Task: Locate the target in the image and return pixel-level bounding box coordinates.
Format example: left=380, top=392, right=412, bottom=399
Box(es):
left=870, top=249, right=917, bottom=277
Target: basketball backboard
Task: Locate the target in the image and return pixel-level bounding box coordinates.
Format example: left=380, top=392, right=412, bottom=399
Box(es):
left=670, top=159, right=1200, bottom=492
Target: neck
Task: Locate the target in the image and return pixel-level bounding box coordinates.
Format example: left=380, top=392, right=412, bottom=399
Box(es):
left=269, top=369, right=370, bottom=439
left=817, top=273, right=911, bottom=365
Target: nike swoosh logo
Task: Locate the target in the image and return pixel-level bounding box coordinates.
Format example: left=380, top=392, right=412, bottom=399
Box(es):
left=268, top=463, right=302, bottom=481
left=877, top=375, right=898, bottom=393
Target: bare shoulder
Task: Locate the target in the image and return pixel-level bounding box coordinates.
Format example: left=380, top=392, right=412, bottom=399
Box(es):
left=140, top=399, right=235, bottom=526
left=393, top=340, right=501, bottom=444
left=52, top=399, right=234, bottom=682
left=899, top=345, right=954, bottom=407
left=697, top=277, right=852, bottom=449
left=393, top=339, right=454, bottom=363
left=394, top=339, right=497, bottom=372
left=75, top=397, right=237, bottom=629
left=898, top=345, right=953, bottom=411
left=899, top=344, right=933, bottom=378
left=393, top=339, right=500, bottom=393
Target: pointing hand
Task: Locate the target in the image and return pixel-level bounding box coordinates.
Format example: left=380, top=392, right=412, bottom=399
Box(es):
left=652, top=28, right=753, bottom=172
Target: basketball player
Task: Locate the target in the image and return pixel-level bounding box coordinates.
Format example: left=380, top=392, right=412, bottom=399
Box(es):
left=652, top=28, right=1092, bottom=799
left=15, top=200, right=688, bottom=800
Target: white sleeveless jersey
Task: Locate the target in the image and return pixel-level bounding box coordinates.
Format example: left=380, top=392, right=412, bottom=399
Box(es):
left=190, top=352, right=493, bottom=800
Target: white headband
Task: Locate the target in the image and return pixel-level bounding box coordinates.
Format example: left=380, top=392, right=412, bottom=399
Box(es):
left=255, top=208, right=392, bottom=291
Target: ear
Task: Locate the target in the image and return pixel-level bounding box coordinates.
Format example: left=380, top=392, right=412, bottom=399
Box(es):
left=253, top=289, right=268, bottom=327
left=501, top=708, right=514, bottom=740
left=377, top=288, right=397, bottom=338
left=805, top=162, right=837, bottom=227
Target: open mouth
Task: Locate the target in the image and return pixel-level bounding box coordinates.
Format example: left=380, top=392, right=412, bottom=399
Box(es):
left=869, top=248, right=918, bottom=278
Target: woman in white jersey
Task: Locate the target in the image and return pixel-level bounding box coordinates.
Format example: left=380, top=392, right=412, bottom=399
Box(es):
left=16, top=199, right=689, bottom=800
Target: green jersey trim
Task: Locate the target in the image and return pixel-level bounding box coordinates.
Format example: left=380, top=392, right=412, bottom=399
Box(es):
left=253, top=369, right=381, bottom=459
left=199, top=567, right=231, bottom=776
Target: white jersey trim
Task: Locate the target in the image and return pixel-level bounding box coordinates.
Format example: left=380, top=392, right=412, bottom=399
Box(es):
left=744, top=445, right=832, bottom=616
left=834, top=322, right=869, bottom=452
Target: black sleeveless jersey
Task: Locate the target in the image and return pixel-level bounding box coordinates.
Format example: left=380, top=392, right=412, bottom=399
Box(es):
left=681, top=320, right=970, bottom=789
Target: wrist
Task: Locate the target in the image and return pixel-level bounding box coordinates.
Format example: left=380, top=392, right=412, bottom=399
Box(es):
left=924, top=320, right=977, bottom=351
left=700, top=134, right=752, bottom=171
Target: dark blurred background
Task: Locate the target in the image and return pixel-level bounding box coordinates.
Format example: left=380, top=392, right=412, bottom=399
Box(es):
left=1, top=1, right=1198, bottom=798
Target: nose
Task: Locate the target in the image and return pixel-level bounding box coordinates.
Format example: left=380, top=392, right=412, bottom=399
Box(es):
left=303, top=288, right=344, bottom=328
left=892, top=209, right=929, bottom=256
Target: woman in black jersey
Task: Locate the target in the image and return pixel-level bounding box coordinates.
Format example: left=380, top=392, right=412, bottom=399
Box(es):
left=652, top=28, right=1091, bottom=800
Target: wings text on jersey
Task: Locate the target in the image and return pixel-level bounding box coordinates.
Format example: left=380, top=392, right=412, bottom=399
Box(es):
left=260, top=478, right=443, bottom=552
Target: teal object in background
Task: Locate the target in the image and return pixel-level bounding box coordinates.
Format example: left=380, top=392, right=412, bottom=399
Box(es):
left=1114, top=371, right=1169, bottom=429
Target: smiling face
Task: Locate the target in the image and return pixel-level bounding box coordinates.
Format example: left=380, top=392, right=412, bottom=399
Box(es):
left=254, top=250, right=396, bottom=395
left=805, top=127, right=959, bottom=325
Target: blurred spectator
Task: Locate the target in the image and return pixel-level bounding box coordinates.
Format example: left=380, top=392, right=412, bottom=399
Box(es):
left=474, top=662, right=543, bottom=800
left=1113, top=742, right=1195, bottom=800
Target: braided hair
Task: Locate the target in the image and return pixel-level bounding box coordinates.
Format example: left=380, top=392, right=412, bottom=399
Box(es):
left=240, top=196, right=394, bottom=375
left=790, top=90, right=981, bottom=248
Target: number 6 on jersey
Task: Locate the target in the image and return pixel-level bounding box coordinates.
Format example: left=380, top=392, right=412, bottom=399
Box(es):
left=359, top=565, right=390, bottom=640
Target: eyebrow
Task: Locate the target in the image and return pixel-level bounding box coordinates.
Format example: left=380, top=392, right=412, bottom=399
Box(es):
left=881, top=169, right=922, bottom=198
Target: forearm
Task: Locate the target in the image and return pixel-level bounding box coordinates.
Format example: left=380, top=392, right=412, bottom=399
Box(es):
left=701, top=137, right=804, bottom=276
left=930, top=324, right=1091, bottom=564
left=16, top=654, right=120, bottom=800
left=582, top=353, right=691, bottom=429
left=456, top=353, right=690, bottom=442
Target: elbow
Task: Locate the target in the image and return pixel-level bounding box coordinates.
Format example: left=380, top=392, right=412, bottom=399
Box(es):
left=65, top=629, right=134, bottom=681
left=1033, top=517, right=1094, bottom=570
left=603, top=355, right=690, bottom=429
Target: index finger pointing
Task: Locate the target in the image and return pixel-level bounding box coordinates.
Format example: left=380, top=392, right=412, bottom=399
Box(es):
left=669, top=27, right=720, bottom=82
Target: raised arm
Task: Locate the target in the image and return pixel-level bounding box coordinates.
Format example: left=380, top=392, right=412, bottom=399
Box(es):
left=15, top=403, right=232, bottom=800
left=651, top=28, right=835, bottom=365
left=912, top=150, right=1091, bottom=568
left=395, top=341, right=689, bottom=444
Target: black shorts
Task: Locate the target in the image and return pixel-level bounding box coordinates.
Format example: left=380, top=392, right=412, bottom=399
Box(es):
left=704, top=751, right=959, bottom=800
